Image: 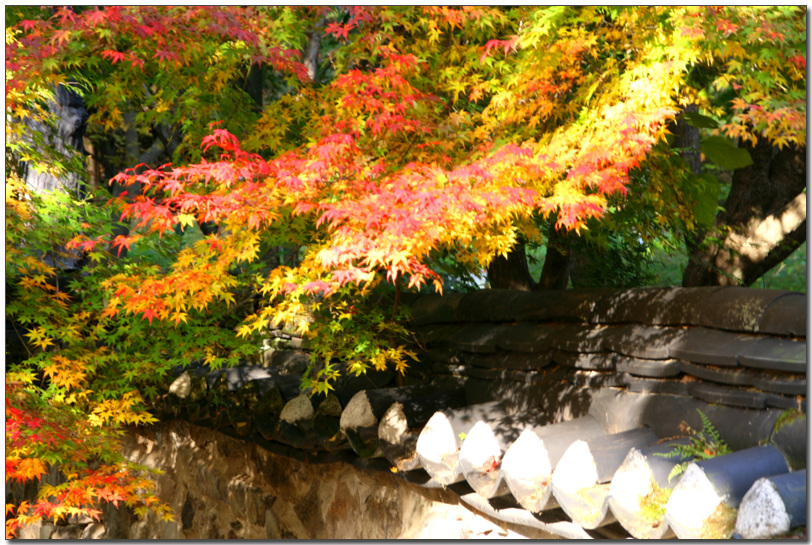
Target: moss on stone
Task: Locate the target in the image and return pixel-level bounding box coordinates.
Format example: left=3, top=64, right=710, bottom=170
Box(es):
left=773, top=408, right=805, bottom=433
left=702, top=501, right=737, bottom=539
left=638, top=478, right=672, bottom=527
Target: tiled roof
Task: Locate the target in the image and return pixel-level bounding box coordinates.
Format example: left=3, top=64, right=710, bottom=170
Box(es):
left=162, top=287, right=807, bottom=539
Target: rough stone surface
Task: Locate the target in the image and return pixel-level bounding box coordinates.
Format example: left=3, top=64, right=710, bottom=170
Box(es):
left=70, top=420, right=545, bottom=539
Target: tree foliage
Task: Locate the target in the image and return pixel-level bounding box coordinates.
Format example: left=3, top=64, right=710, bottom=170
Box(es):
left=5, top=6, right=805, bottom=535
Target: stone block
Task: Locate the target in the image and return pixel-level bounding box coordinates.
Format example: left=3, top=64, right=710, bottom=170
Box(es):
left=698, top=287, right=791, bottom=332
left=207, top=366, right=277, bottom=391
left=272, top=350, right=310, bottom=375
left=738, top=337, right=806, bottom=373
left=51, top=525, right=84, bottom=539
left=81, top=523, right=106, bottom=539
left=670, top=327, right=760, bottom=367
left=40, top=522, right=55, bottom=539
left=15, top=519, right=42, bottom=539
left=759, top=293, right=807, bottom=337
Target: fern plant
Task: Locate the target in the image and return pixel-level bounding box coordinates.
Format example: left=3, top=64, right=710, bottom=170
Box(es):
left=656, top=409, right=732, bottom=482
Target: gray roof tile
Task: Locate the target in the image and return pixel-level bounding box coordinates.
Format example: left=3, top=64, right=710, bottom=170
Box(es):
left=752, top=373, right=806, bottom=396
left=456, top=289, right=531, bottom=322
left=665, top=445, right=790, bottom=539
left=617, top=356, right=682, bottom=377
left=669, top=327, right=760, bottom=367
left=736, top=470, right=807, bottom=539
left=699, top=287, right=792, bottom=332
left=689, top=382, right=768, bottom=410
left=600, top=324, right=685, bottom=359
left=591, top=286, right=682, bottom=324
left=738, top=337, right=806, bottom=373
left=759, top=293, right=807, bottom=337
left=412, top=324, right=467, bottom=347
left=625, top=376, right=693, bottom=396
left=468, top=351, right=554, bottom=371
left=765, top=393, right=804, bottom=411
left=553, top=350, right=618, bottom=370
left=448, top=323, right=514, bottom=353
left=494, top=322, right=567, bottom=353
left=515, top=288, right=614, bottom=322
left=679, top=360, right=755, bottom=386
left=159, top=286, right=808, bottom=540
left=408, top=292, right=465, bottom=325
left=545, top=323, right=608, bottom=353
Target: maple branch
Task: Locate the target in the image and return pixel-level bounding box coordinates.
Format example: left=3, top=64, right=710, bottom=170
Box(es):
left=9, top=319, right=34, bottom=360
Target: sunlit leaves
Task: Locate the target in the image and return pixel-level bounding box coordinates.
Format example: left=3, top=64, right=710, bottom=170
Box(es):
left=5, top=7, right=805, bottom=532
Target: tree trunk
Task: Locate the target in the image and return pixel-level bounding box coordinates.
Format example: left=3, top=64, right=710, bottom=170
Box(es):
left=487, top=241, right=536, bottom=291
left=243, top=63, right=263, bottom=111
left=537, top=228, right=571, bottom=290
left=303, top=28, right=322, bottom=83
left=23, top=83, right=88, bottom=198
left=21, top=83, right=89, bottom=270
left=683, top=141, right=806, bottom=287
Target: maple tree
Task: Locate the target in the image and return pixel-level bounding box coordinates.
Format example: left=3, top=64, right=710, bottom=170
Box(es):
left=5, top=6, right=806, bottom=535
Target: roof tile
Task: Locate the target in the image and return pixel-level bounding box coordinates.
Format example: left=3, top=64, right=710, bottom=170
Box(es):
left=759, top=293, right=807, bottom=337
left=738, top=337, right=806, bottom=373
left=669, top=327, right=760, bottom=367
left=699, top=287, right=792, bottom=332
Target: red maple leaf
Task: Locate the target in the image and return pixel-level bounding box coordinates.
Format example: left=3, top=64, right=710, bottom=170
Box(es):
left=101, top=49, right=127, bottom=64
left=110, top=235, right=133, bottom=256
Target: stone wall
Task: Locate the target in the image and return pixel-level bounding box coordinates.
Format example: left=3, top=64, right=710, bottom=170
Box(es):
left=17, top=419, right=554, bottom=540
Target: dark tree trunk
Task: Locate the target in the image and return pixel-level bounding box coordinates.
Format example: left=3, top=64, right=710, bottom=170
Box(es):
left=674, top=104, right=702, bottom=176
left=537, top=228, right=571, bottom=290
left=243, top=63, right=263, bottom=111
left=487, top=241, right=536, bottom=291
left=683, top=140, right=806, bottom=287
